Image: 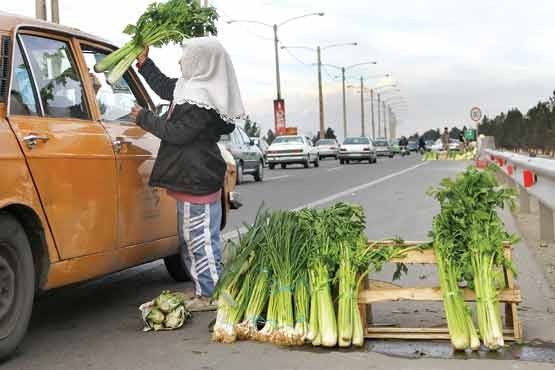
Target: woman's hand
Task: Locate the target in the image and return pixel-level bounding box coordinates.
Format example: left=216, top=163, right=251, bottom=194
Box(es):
left=130, top=105, right=143, bottom=123
left=137, top=46, right=149, bottom=67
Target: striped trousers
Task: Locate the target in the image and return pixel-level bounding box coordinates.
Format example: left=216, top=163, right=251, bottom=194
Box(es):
left=177, top=199, right=223, bottom=297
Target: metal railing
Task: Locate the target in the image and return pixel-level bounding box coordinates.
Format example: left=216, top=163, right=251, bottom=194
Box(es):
left=483, top=149, right=555, bottom=242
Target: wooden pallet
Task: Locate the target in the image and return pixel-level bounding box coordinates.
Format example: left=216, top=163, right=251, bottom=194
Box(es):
left=358, top=241, right=523, bottom=341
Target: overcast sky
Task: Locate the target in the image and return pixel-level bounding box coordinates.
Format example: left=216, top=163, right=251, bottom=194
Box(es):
left=4, top=0, right=555, bottom=138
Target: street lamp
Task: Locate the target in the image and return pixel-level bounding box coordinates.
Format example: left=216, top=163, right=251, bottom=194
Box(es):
left=324, top=61, right=378, bottom=138
left=371, top=84, right=397, bottom=138
left=227, top=12, right=325, bottom=133
left=347, top=73, right=391, bottom=138
left=281, top=42, right=358, bottom=139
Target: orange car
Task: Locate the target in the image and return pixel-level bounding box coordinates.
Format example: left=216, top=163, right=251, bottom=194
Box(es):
left=0, top=12, right=238, bottom=358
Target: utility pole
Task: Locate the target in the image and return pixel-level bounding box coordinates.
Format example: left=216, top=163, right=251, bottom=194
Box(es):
left=36, top=0, right=46, bottom=20
left=370, top=89, right=375, bottom=140
left=341, top=67, right=347, bottom=138
left=360, top=77, right=365, bottom=136
left=51, top=0, right=59, bottom=23
left=273, top=25, right=282, bottom=100
left=317, top=46, right=325, bottom=139
left=383, top=101, right=388, bottom=139
left=377, top=93, right=381, bottom=137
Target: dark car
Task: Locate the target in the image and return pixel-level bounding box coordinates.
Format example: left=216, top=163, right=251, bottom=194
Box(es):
left=219, top=126, right=265, bottom=184
left=407, top=140, right=418, bottom=152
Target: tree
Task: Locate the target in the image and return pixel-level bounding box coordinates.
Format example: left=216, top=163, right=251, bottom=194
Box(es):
left=422, top=129, right=440, bottom=141
left=265, top=129, right=276, bottom=144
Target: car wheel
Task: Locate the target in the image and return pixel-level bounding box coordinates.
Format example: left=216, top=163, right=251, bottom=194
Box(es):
left=164, top=254, right=192, bottom=282
left=0, top=214, right=35, bottom=361
left=269, top=163, right=275, bottom=170
left=254, top=161, right=264, bottom=182
left=339, top=159, right=344, bottom=165
left=281, top=163, right=287, bottom=169
left=314, top=156, right=320, bottom=168
left=303, top=159, right=309, bottom=168
left=346, top=160, right=350, bottom=164
left=389, top=154, right=394, bottom=158
left=236, top=162, right=244, bottom=185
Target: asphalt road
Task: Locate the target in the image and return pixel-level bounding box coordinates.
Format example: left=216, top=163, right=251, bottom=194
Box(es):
left=5, top=154, right=555, bottom=369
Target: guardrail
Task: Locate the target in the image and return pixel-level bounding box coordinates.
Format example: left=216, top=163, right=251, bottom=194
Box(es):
left=482, top=149, right=555, bottom=242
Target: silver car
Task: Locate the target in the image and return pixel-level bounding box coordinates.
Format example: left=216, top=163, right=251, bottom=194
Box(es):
left=316, top=139, right=339, bottom=160
left=373, top=138, right=394, bottom=158
left=339, top=137, right=377, bottom=164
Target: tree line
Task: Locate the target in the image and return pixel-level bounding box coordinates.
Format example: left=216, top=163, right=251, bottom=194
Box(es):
left=478, top=92, right=555, bottom=155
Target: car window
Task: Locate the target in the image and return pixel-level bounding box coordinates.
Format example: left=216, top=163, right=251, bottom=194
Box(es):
left=232, top=129, right=244, bottom=145
left=344, top=137, right=369, bottom=145
left=317, top=139, right=335, bottom=145
left=219, top=133, right=232, bottom=142
left=272, top=136, right=303, bottom=144
left=81, top=44, right=147, bottom=123
left=9, top=40, right=39, bottom=116
left=238, top=128, right=250, bottom=143
left=20, top=34, right=89, bottom=120
left=374, top=140, right=388, bottom=146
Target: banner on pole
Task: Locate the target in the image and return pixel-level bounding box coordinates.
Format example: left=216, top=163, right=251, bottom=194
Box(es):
left=274, top=99, right=286, bottom=136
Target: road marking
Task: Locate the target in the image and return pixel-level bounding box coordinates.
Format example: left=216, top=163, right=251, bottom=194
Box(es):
left=265, top=175, right=290, bottom=181
left=326, top=166, right=343, bottom=172
left=222, top=162, right=429, bottom=241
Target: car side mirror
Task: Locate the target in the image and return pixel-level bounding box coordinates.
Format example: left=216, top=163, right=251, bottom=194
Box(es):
left=249, top=139, right=255, bottom=146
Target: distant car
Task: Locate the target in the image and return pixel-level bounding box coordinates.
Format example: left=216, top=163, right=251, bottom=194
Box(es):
left=338, top=137, right=377, bottom=164
left=219, top=126, right=265, bottom=184
left=316, top=138, right=339, bottom=160
left=251, top=137, right=269, bottom=165
left=449, top=139, right=462, bottom=151
left=373, top=138, right=394, bottom=158
left=266, top=135, right=319, bottom=169
left=390, top=139, right=401, bottom=154
left=425, top=140, right=435, bottom=151
left=407, top=140, right=418, bottom=152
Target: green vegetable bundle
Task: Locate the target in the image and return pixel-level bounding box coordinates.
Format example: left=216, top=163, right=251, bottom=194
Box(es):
left=429, top=165, right=517, bottom=350
left=94, top=0, right=218, bottom=84
left=212, top=203, right=413, bottom=348
left=139, top=291, right=192, bottom=331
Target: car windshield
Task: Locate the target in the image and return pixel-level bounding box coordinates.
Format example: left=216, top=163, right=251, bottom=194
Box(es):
left=374, top=140, right=388, bottom=147
left=344, top=137, right=369, bottom=145
left=317, top=139, right=336, bottom=145
left=220, top=134, right=231, bottom=142
left=273, top=136, right=303, bottom=144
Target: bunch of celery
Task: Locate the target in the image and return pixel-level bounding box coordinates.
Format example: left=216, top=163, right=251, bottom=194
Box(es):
left=429, top=165, right=517, bottom=350
left=94, top=0, right=218, bottom=84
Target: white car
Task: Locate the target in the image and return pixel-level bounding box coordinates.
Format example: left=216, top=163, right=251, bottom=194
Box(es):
left=316, top=139, right=339, bottom=159
left=431, top=138, right=462, bottom=152
left=338, top=137, right=377, bottom=164
left=266, top=135, right=319, bottom=169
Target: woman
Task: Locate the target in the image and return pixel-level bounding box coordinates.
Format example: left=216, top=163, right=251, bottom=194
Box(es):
left=130, top=37, right=244, bottom=311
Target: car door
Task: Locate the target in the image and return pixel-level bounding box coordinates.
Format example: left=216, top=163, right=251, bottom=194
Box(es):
left=237, top=127, right=257, bottom=169
left=6, top=31, right=117, bottom=259
left=78, top=41, right=176, bottom=248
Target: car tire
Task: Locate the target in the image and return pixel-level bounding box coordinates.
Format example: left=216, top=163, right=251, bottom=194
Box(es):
left=281, top=163, right=287, bottom=169
left=303, top=159, right=309, bottom=168
left=254, top=161, right=264, bottom=182
left=236, top=162, right=244, bottom=185
left=269, top=163, right=275, bottom=170
left=346, top=160, right=350, bottom=164
left=314, top=156, right=320, bottom=168
left=389, top=154, right=394, bottom=158
left=164, top=254, right=192, bottom=282
left=339, top=159, right=344, bottom=165
left=0, top=214, right=35, bottom=361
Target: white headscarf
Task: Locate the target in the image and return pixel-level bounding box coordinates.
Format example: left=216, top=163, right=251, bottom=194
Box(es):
left=172, top=37, right=245, bottom=124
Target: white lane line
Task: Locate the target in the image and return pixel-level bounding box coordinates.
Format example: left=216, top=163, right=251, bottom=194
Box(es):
left=265, top=175, right=290, bottom=181
left=292, top=162, right=428, bottom=210
left=222, top=162, right=429, bottom=241
left=326, top=166, right=343, bottom=172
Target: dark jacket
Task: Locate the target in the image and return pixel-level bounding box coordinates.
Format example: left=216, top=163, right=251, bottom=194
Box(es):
left=137, top=58, right=235, bottom=195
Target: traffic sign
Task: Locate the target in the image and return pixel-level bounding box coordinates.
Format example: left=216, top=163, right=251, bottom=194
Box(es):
left=470, top=107, right=482, bottom=122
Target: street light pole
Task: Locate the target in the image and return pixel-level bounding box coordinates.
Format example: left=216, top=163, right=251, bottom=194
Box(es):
left=383, top=101, right=387, bottom=139
left=317, top=46, right=325, bottom=139
left=370, top=89, right=375, bottom=139
left=360, top=77, right=365, bottom=136
left=36, top=0, right=46, bottom=20
left=273, top=25, right=282, bottom=100
left=341, top=67, right=347, bottom=138
left=51, top=0, right=59, bottom=23
left=377, top=93, right=381, bottom=137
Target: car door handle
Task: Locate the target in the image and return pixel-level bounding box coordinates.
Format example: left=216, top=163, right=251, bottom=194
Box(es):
left=113, top=138, right=132, bottom=153
left=23, top=134, right=50, bottom=149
